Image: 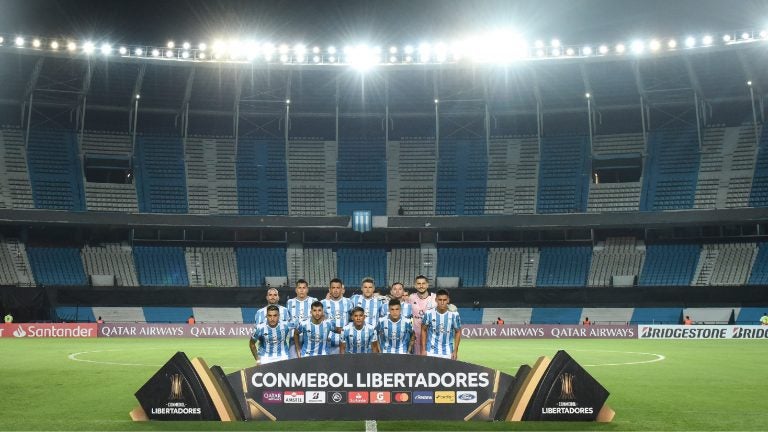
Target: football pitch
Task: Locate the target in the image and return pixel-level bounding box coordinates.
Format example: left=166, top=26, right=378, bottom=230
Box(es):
left=0, top=338, right=765, bottom=431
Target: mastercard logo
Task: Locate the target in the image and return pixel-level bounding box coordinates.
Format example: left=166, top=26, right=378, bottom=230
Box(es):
left=394, top=392, right=411, bottom=403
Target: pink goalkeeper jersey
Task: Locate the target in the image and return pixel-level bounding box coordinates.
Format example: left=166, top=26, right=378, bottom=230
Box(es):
left=409, top=292, right=436, bottom=355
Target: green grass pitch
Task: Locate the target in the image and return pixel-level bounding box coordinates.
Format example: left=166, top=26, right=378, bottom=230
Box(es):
left=0, top=338, right=765, bottom=431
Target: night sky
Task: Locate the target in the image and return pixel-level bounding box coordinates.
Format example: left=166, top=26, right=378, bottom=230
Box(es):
left=2, top=0, right=768, bottom=47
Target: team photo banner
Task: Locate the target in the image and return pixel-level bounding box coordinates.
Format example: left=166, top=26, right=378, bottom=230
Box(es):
left=638, top=325, right=768, bottom=339
left=461, top=324, right=636, bottom=339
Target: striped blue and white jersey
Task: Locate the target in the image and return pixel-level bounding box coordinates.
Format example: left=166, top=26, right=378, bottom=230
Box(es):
left=379, top=299, right=414, bottom=320
left=252, top=321, right=294, bottom=358
left=422, top=309, right=462, bottom=356
left=341, top=322, right=378, bottom=354
left=321, top=297, right=354, bottom=329
left=254, top=304, right=291, bottom=326
left=350, top=294, right=381, bottom=325
left=286, top=297, right=317, bottom=326
left=377, top=316, right=414, bottom=354
left=297, top=319, right=335, bottom=357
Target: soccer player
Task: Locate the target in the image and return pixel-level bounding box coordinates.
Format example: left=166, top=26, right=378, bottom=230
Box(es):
left=377, top=299, right=415, bottom=354
left=322, top=278, right=354, bottom=354
left=409, top=275, right=436, bottom=355
left=254, top=288, right=291, bottom=325
left=379, top=282, right=413, bottom=319
left=294, top=301, right=336, bottom=358
left=249, top=305, right=293, bottom=365
left=286, top=279, right=317, bottom=358
left=350, top=277, right=381, bottom=325
left=340, top=307, right=380, bottom=354
left=421, top=289, right=461, bottom=360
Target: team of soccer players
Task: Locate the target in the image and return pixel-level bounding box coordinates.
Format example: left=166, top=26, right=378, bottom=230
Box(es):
left=249, top=275, right=461, bottom=364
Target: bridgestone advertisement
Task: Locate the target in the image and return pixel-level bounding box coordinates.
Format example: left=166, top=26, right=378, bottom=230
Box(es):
left=638, top=325, right=768, bottom=339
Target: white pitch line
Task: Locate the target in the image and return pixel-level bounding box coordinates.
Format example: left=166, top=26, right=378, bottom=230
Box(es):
left=567, top=349, right=666, bottom=366
left=67, top=348, right=244, bottom=369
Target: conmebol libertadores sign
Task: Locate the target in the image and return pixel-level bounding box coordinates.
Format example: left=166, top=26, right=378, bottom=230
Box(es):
left=131, top=351, right=614, bottom=422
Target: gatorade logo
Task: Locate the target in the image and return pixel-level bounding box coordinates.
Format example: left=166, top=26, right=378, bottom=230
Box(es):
left=13, top=326, right=26, bottom=338
left=369, top=391, right=390, bottom=404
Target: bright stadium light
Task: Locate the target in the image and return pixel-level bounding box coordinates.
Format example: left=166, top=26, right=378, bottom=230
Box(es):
left=405, top=55, right=413, bottom=62
left=83, top=41, right=95, bottom=54
left=198, top=42, right=207, bottom=51
left=32, top=39, right=41, bottom=48
left=328, top=55, right=336, bottom=63
left=280, top=54, right=289, bottom=62
left=551, top=48, right=561, bottom=56
left=182, top=42, right=190, bottom=50
left=668, top=39, right=677, bottom=49
left=213, top=40, right=226, bottom=55
left=313, top=55, right=320, bottom=63
left=598, top=44, right=609, bottom=54
left=389, top=46, right=397, bottom=54
left=118, top=46, right=127, bottom=55
left=262, top=43, right=275, bottom=60
left=565, top=47, right=575, bottom=56
left=585, top=92, right=591, bottom=99
left=279, top=44, right=289, bottom=54
left=615, top=43, right=626, bottom=54
left=327, top=45, right=337, bottom=54
left=534, top=40, right=544, bottom=49
left=294, top=43, right=306, bottom=55
left=685, top=36, right=696, bottom=48
left=649, top=39, right=660, bottom=51
left=167, top=41, right=175, bottom=48
left=434, top=43, right=447, bottom=62
left=631, top=40, right=644, bottom=54
left=389, top=55, right=397, bottom=62
left=582, top=46, right=592, bottom=55
left=702, top=35, right=713, bottom=46
left=165, top=49, right=174, bottom=58
left=50, top=40, right=59, bottom=50
left=434, top=98, right=439, bottom=104
left=741, top=32, right=751, bottom=40
left=747, top=80, right=753, bottom=86
left=198, top=52, right=206, bottom=59
left=418, top=43, right=431, bottom=62
left=760, top=30, right=768, bottom=38
left=312, top=46, right=320, bottom=54
left=15, top=36, right=24, bottom=46
left=100, top=43, right=112, bottom=55
left=404, top=44, right=414, bottom=54
left=535, top=48, right=545, bottom=57
left=348, top=44, right=379, bottom=71
left=0, top=36, right=4, bottom=45
left=181, top=51, right=189, bottom=59
left=67, top=41, right=77, bottom=51
left=723, top=34, right=732, bottom=42
left=151, top=48, right=160, bottom=57
left=551, top=39, right=561, bottom=48
left=134, top=47, right=143, bottom=55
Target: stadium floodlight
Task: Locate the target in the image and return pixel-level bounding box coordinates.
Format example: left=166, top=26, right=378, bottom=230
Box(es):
left=83, top=41, right=95, bottom=54
left=213, top=40, right=226, bottom=55
left=668, top=39, right=677, bottom=49
left=405, top=55, right=413, bottom=62
left=702, top=35, right=713, bottom=46
left=615, top=43, right=626, bottom=54
left=598, top=44, right=609, bottom=54
left=151, top=48, right=160, bottom=57
left=294, top=44, right=306, bottom=55
left=685, top=36, right=696, bottom=47
left=348, top=44, right=378, bottom=71
left=285, top=99, right=290, bottom=104
left=167, top=41, right=175, bottom=48
left=0, top=36, right=4, bottom=45
left=50, top=40, right=59, bottom=50
left=263, top=43, right=275, bottom=60
left=134, top=47, right=143, bottom=55
left=181, top=51, right=189, bottom=59
left=404, top=44, right=414, bottom=54
left=631, top=40, right=644, bottom=54
left=760, top=30, right=768, bottom=38
left=245, top=41, right=259, bottom=60
left=182, top=42, right=190, bottom=50
left=585, top=92, right=591, bottom=98
left=434, top=99, right=439, bottom=104
left=15, top=36, right=24, bottom=47
left=534, top=40, right=544, bottom=49
left=32, top=39, right=41, bottom=48
left=313, top=55, right=320, bottom=63
left=198, top=52, right=206, bottom=59
left=551, top=48, right=561, bottom=56
left=198, top=42, right=207, bottom=51
left=389, top=46, right=397, bottom=54
left=582, top=46, right=592, bottom=55
left=418, top=43, right=431, bottom=62
left=118, top=46, right=127, bottom=55
left=100, top=43, right=112, bottom=55
left=649, top=39, right=660, bottom=51
left=747, top=80, right=753, bottom=86
left=280, top=54, right=289, bottom=63
left=328, top=55, right=336, bottom=63
left=741, top=32, right=751, bottom=40
left=165, top=49, right=174, bottom=58
left=564, top=47, right=573, bottom=56
left=535, top=48, right=545, bottom=57
left=67, top=41, right=76, bottom=51
left=327, top=45, right=337, bottom=54
left=435, top=43, right=447, bottom=62
left=551, top=39, right=561, bottom=48
left=279, top=44, right=289, bottom=54
left=389, top=55, right=397, bottom=62
left=723, top=34, right=732, bottom=42
left=311, top=46, right=320, bottom=54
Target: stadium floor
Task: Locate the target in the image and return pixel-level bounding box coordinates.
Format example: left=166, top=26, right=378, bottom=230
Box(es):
left=0, top=338, right=764, bottom=431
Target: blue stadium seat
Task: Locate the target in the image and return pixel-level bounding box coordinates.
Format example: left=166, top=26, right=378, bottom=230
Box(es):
left=27, top=247, right=87, bottom=286
left=436, top=140, right=487, bottom=215
left=530, top=308, right=582, bottom=324
left=640, top=128, right=700, bottom=211
left=236, top=247, right=287, bottom=287
left=237, top=139, right=288, bottom=215
left=134, top=135, right=188, bottom=213
left=56, top=306, right=95, bottom=323
left=337, top=248, right=387, bottom=289
left=747, top=242, right=768, bottom=285
left=27, top=129, right=86, bottom=211
left=337, top=140, right=387, bottom=216
left=537, top=135, right=590, bottom=214
left=735, top=307, right=768, bottom=324
left=630, top=308, right=682, bottom=324
left=133, top=246, right=189, bottom=286
left=536, top=246, right=591, bottom=287
left=639, top=244, right=700, bottom=286
left=143, top=307, right=194, bottom=323
left=437, top=247, right=488, bottom=287
left=457, top=307, right=483, bottom=324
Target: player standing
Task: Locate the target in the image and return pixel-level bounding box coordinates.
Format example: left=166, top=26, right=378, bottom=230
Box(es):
left=350, top=277, right=381, bottom=325
left=377, top=299, right=415, bottom=354
left=421, top=289, right=461, bottom=360
left=286, top=279, right=317, bottom=358
left=340, top=307, right=380, bottom=354
left=409, top=275, right=436, bottom=355
left=294, top=301, right=336, bottom=357
left=249, top=305, right=294, bottom=365
left=254, top=288, right=291, bottom=325
left=379, top=282, right=413, bottom=319
left=322, top=278, right=354, bottom=354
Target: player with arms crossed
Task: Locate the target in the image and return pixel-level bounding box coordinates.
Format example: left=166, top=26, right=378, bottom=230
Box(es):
left=421, top=289, right=461, bottom=360
left=254, top=288, right=291, bottom=325
left=286, top=279, right=317, bottom=358
left=322, top=278, right=353, bottom=354
left=249, top=305, right=294, bottom=365
left=340, top=307, right=380, bottom=354
left=293, top=301, right=336, bottom=357
left=409, top=275, right=436, bottom=355
left=377, top=298, right=415, bottom=354
left=350, top=277, right=381, bottom=325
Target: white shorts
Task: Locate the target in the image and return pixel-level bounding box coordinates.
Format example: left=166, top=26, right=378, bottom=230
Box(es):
left=426, top=352, right=452, bottom=360
left=327, top=346, right=340, bottom=355
left=259, top=354, right=289, bottom=365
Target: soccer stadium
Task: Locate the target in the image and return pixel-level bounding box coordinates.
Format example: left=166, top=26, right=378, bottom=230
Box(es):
left=1, top=0, right=767, bottom=430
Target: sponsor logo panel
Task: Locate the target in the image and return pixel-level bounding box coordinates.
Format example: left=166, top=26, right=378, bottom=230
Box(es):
left=262, top=391, right=283, bottom=404
left=306, top=391, right=326, bottom=404
left=434, top=391, right=456, bottom=404
left=369, top=391, right=391, bottom=404
left=0, top=323, right=97, bottom=338
left=413, top=391, right=434, bottom=404
left=456, top=391, right=477, bottom=403
left=349, top=391, right=369, bottom=404
left=328, top=391, right=347, bottom=404
left=283, top=390, right=305, bottom=403
left=392, top=392, right=411, bottom=404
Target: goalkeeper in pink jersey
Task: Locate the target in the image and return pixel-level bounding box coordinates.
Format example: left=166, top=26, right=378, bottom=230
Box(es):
left=408, top=275, right=436, bottom=355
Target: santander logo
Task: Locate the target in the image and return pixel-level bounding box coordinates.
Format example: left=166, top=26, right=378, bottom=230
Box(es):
left=13, top=326, right=27, bottom=338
